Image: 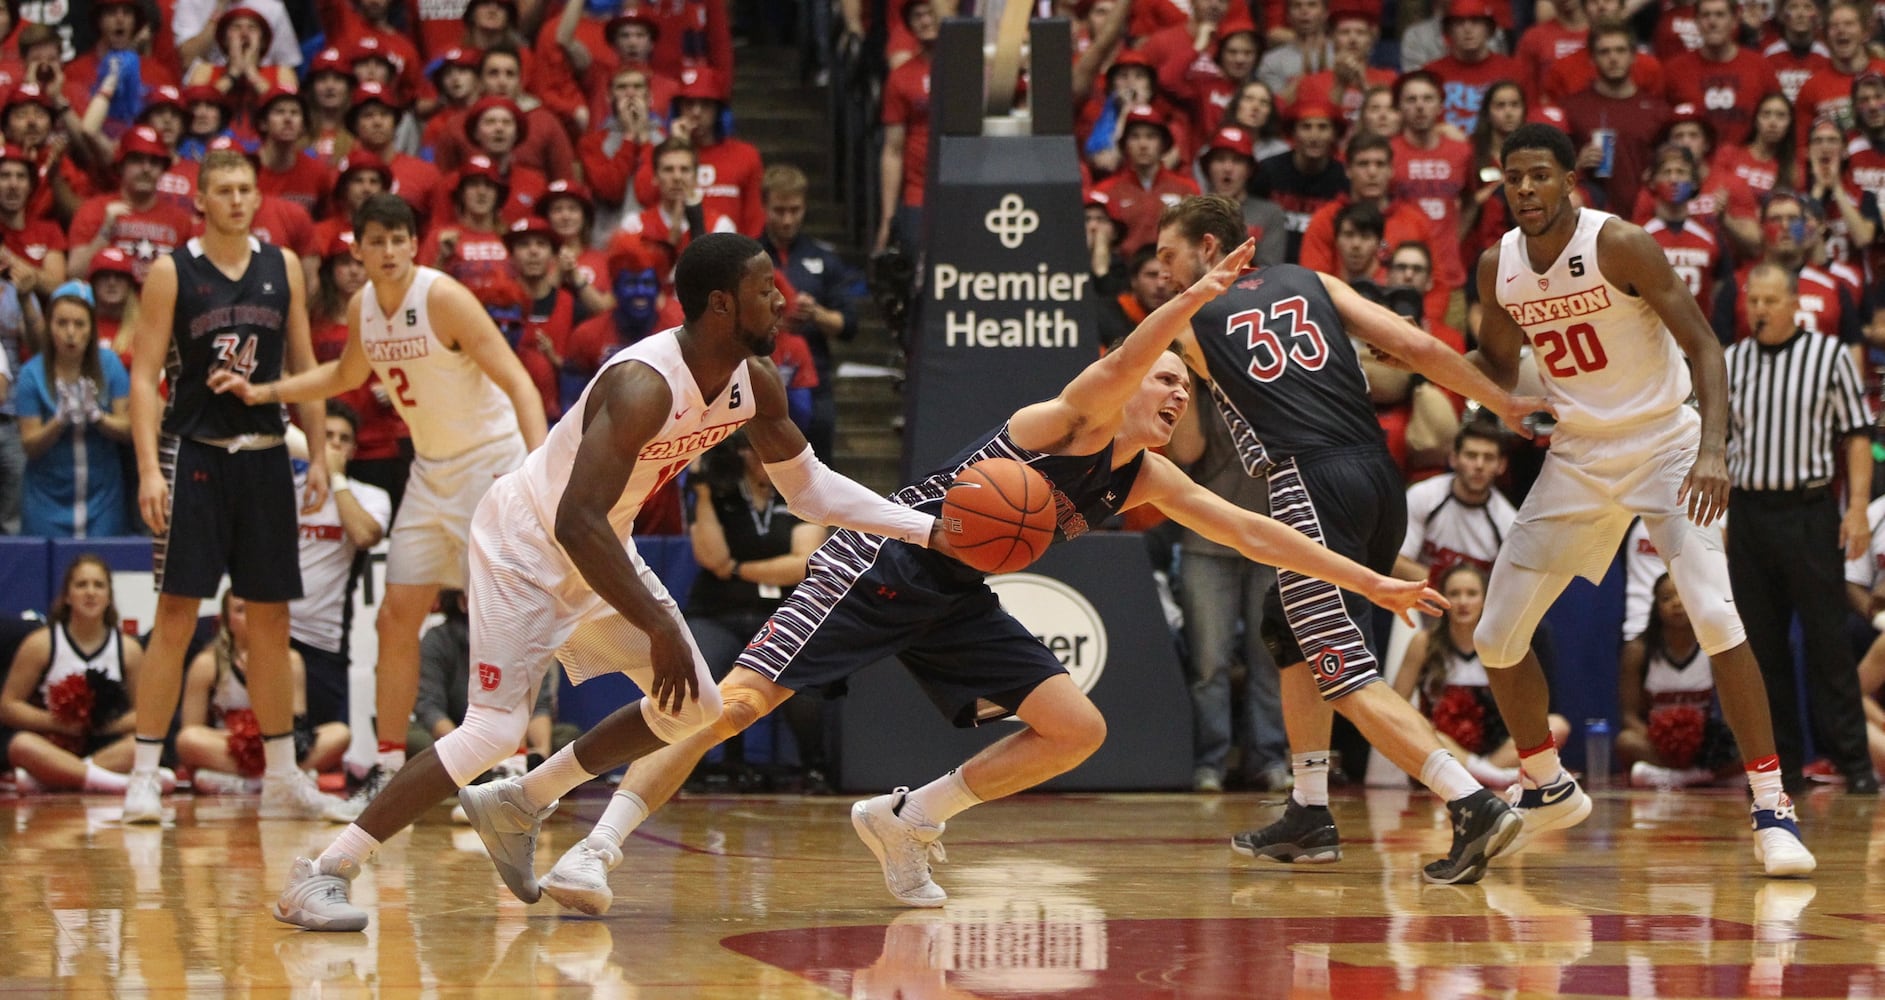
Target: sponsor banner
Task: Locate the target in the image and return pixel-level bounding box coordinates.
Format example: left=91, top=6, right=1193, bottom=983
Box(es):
left=904, top=135, right=1096, bottom=476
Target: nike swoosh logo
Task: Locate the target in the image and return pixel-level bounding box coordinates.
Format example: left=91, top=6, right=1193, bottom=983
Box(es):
left=674, top=409, right=689, bottom=420
left=1504, top=274, right=1519, bottom=283
left=1540, top=784, right=1574, bottom=805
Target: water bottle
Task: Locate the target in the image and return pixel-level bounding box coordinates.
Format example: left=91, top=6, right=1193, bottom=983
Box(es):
left=1584, top=718, right=1613, bottom=789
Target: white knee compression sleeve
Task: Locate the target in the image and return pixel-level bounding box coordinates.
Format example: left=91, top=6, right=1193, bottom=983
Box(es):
left=436, top=700, right=533, bottom=786
left=764, top=446, right=934, bottom=545
left=1473, top=563, right=1576, bottom=669
left=1667, top=551, right=1745, bottom=655
left=640, top=680, right=724, bottom=745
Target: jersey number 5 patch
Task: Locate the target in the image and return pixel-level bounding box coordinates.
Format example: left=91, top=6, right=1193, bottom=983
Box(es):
left=1224, top=295, right=1330, bottom=383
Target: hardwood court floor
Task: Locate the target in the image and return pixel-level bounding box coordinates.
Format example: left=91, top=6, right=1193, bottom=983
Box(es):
left=3, top=783, right=1883, bottom=997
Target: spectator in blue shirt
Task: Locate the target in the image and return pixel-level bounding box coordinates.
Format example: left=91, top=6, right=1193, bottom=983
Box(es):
left=760, top=164, right=859, bottom=463
left=15, top=282, right=132, bottom=539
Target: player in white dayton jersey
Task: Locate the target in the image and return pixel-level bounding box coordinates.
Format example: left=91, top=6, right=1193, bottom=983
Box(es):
left=271, top=233, right=944, bottom=931
left=1467, top=124, right=1813, bottom=876
left=211, top=194, right=549, bottom=814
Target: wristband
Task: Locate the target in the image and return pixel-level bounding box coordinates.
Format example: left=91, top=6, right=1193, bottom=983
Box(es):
left=330, top=474, right=352, bottom=493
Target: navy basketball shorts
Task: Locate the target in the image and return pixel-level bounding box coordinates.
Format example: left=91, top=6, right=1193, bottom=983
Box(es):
left=155, top=437, right=304, bottom=603
left=736, top=530, right=1068, bottom=727
left=1259, top=443, right=1407, bottom=700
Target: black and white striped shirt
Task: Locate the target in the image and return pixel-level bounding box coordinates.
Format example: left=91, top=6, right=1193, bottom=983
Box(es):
left=1725, top=330, right=1872, bottom=491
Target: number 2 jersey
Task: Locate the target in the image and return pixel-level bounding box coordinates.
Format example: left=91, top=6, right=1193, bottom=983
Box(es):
left=165, top=237, right=292, bottom=440
left=1493, top=208, right=1691, bottom=437
left=358, top=265, right=522, bottom=461
left=1185, top=263, right=1382, bottom=466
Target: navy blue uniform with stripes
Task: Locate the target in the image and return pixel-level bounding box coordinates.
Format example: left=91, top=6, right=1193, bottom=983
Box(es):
left=1186, top=264, right=1405, bottom=699
left=737, top=424, right=1145, bottom=726
left=155, top=238, right=303, bottom=602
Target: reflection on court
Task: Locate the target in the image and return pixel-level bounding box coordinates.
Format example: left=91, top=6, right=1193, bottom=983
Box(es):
left=2, top=786, right=1881, bottom=996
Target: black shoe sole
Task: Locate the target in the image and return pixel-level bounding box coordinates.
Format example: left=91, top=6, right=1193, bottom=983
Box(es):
left=1230, top=834, right=1343, bottom=864
left=1421, top=809, right=1522, bottom=885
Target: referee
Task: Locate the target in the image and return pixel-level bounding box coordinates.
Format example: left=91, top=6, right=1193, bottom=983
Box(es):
left=1725, top=262, right=1877, bottom=794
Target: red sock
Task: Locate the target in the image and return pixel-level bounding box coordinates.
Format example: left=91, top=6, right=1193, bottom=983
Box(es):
left=1745, top=754, right=1780, bottom=774
left=378, top=740, right=406, bottom=755
left=1517, top=738, right=1557, bottom=760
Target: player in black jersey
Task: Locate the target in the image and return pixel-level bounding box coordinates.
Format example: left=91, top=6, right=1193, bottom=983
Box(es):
left=121, top=148, right=344, bottom=824
left=518, top=240, right=1448, bottom=915
left=1155, top=195, right=1551, bottom=883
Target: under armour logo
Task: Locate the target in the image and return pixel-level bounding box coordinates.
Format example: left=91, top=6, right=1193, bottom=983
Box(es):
left=876, top=585, right=899, bottom=600
left=1104, top=491, right=1118, bottom=503
left=263, top=282, right=274, bottom=294
left=984, top=194, right=1040, bottom=249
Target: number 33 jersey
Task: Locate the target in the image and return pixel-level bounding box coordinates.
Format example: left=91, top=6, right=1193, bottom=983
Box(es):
left=1493, top=209, right=1691, bottom=437
left=1186, top=262, right=1382, bottom=463
left=359, top=265, right=522, bottom=461
left=166, top=237, right=293, bottom=440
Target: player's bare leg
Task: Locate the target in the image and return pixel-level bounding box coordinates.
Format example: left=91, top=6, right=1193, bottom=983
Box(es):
left=124, top=594, right=202, bottom=822
left=852, top=675, right=1107, bottom=907
left=325, top=582, right=441, bottom=819
left=1230, top=664, right=1340, bottom=863
left=544, top=669, right=794, bottom=914
left=245, top=600, right=348, bottom=819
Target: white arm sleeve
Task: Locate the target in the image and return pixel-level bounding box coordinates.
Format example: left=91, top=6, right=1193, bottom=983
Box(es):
left=764, top=446, right=935, bottom=548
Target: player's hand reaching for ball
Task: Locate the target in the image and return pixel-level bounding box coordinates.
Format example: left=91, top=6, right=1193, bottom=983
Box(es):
left=647, top=622, right=700, bottom=715
left=1678, top=446, right=1731, bottom=526
left=1365, top=575, right=1449, bottom=627
left=925, top=519, right=960, bottom=562
left=206, top=368, right=265, bottom=405
left=1491, top=393, right=1557, bottom=440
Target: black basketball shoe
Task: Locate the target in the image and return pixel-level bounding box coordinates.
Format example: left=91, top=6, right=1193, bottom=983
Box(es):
left=1230, top=798, right=1342, bottom=863
left=1422, top=788, right=1522, bottom=885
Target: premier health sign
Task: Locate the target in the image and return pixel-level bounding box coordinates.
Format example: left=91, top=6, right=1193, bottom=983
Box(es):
left=903, top=136, right=1096, bottom=476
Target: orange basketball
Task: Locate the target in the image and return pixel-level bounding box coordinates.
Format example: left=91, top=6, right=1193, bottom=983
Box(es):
left=940, top=458, right=1057, bottom=574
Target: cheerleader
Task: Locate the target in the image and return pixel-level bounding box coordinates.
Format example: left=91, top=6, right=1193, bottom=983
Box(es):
left=1, top=555, right=164, bottom=792
left=1620, top=574, right=1739, bottom=789
left=1395, top=563, right=1571, bottom=787
left=175, top=591, right=350, bottom=793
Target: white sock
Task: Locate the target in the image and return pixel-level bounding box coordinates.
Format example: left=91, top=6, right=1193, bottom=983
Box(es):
left=519, top=744, right=595, bottom=811
left=377, top=747, right=407, bottom=772
left=83, top=759, right=129, bottom=793
left=1748, top=767, right=1787, bottom=812
left=1420, top=749, right=1483, bottom=803
left=902, top=768, right=981, bottom=827
left=591, top=789, right=650, bottom=849
left=319, top=823, right=382, bottom=872
left=133, top=738, right=163, bottom=775
left=262, top=734, right=298, bottom=777
left=1290, top=752, right=1331, bottom=808
left=1518, top=743, right=1564, bottom=788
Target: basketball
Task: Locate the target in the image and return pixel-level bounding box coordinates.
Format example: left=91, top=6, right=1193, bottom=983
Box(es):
left=940, top=457, right=1057, bottom=574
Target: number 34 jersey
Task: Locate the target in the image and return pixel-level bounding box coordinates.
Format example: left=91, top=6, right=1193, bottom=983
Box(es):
left=1493, top=209, right=1691, bottom=438
left=1187, top=263, right=1383, bottom=462
left=359, top=265, right=522, bottom=461
left=166, top=237, right=293, bottom=440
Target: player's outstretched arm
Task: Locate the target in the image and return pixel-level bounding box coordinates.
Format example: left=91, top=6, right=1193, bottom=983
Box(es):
left=430, top=275, right=550, bottom=450
left=1131, top=453, right=1448, bottom=625
left=742, top=357, right=943, bottom=551
left=554, top=361, right=700, bottom=714
left=129, top=256, right=177, bottom=535
left=1015, top=238, right=1255, bottom=451
left=1321, top=272, right=1553, bottom=438
left=1596, top=219, right=1729, bottom=524
left=206, top=292, right=370, bottom=406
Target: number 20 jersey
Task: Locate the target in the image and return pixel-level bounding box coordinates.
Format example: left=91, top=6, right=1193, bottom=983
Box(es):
left=1493, top=209, right=1691, bottom=437
left=1187, top=263, right=1382, bottom=461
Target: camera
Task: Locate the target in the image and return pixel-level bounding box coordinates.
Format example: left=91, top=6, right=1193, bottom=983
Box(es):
left=868, top=247, right=917, bottom=346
